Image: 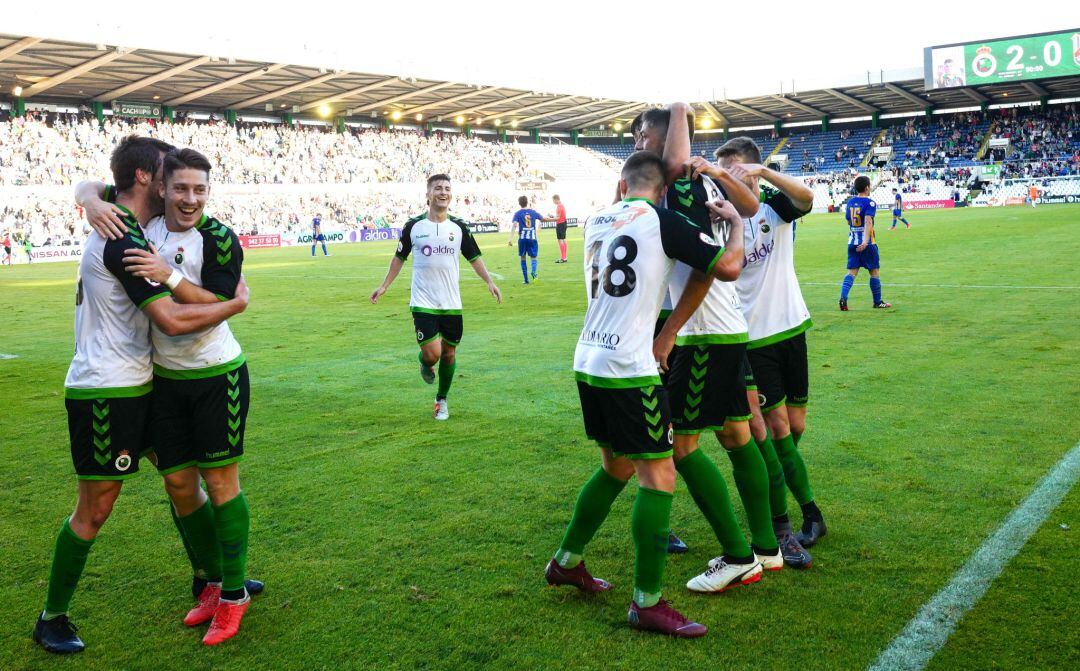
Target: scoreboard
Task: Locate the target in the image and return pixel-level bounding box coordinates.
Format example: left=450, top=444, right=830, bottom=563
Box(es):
left=925, top=29, right=1080, bottom=90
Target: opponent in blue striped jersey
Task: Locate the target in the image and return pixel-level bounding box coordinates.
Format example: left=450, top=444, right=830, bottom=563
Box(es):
left=507, top=196, right=544, bottom=284
left=311, top=214, right=329, bottom=257
left=889, top=189, right=911, bottom=230
left=839, top=176, right=890, bottom=310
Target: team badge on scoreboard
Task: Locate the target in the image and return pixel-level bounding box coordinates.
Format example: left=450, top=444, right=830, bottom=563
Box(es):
left=972, top=46, right=996, bottom=78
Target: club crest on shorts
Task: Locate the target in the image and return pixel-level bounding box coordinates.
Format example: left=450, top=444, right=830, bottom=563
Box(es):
left=114, top=451, right=132, bottom=472
left=667, top=425, right=674, bottom=444
left=416, top=330, right=424, bottom=342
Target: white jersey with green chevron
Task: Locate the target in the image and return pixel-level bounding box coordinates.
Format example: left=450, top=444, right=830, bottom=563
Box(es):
left=574, top=198, right=723, bottom=387
left=735, top=199, right=812, bottom=347
left=144, top=215, right=244, bottom=375
left=666, top=175, right=747, bottom=344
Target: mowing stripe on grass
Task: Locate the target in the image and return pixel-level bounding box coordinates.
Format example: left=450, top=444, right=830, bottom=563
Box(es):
left=868, top=439, right=1080, bottom=671
left=804, top=281, right=1079, bottom=291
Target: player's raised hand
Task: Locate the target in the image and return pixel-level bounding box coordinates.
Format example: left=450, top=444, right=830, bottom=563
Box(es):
left=705, top=197, right=739, bottom=224
left=370, top=285, right=387, bottom=304
left=84, top=199, right=129, bottom=240
left=488, top=282, right=502, bottom=304
left=733, top=163, right=766, bottom=177
left=123, top=241, right=172, bottom=283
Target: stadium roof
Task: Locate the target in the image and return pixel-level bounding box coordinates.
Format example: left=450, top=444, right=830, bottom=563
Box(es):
left=2, top=34, right=1078, bottom=132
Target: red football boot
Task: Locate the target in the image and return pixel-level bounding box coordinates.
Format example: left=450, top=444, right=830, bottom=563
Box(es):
left=184, top=583, right=220, bottom=627
left=544, top=559, right=611, bottom=592
left=628, top=599, right=707, bottom=638
left=202, top=599, right=249, bottom=646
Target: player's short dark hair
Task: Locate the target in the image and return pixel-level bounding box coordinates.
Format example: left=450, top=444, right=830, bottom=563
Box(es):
left=518, top=195, right=528, bottom=207
left=163, top=148, right=212, bottom=183
left=110, top=135, right=175, bottom=192
left=715, top=136, right=762, bottom=164
left=621, top=151, right=666, bottom=193
left=854, top=175, right=871, bottom=193
left=552, top=194, right=560, bottom=201
left=427, top=173, right=451, bottom=188
left=630, top=107, right=696, bottom=142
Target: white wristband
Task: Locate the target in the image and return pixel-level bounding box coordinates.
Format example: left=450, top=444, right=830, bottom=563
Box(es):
left=165, top=269, right=183, bottom=290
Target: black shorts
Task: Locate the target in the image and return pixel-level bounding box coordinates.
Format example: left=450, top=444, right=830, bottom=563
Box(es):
left=654, top=312, right=672, bottom=386
left=152, top=363, right=250, bottom=474
left=66, top=393, right=152, bottom=480
left=667, top=343, right=752, bottom=434
left=746, top=332, right=809, bottom=411
left=741, top=354, right=756, bottom=391
left=577, top=381, right=673, bottom=459
left=555, top=223, right=568, bottom=240
left=412, top=311, right=463, bottom=347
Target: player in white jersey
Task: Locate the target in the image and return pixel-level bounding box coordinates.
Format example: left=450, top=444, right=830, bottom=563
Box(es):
left=716, top=137, right=827, bottom=557
left=120, top=148, right=254, bottom=645
left=371, top=174, right=502, bottom=420
left=34, top=137, right=249, bottom=655
left=545, top=151, right=743, bottom=638
left=637, top=105, right=781, bottom=590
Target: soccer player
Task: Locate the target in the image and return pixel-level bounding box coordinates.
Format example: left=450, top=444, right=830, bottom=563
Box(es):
left=1028, top=183, right=1039, bottom=208
left=75, top=144, right=267, bottom=606
left=552, top=194, right=569, bottom=263
left=507, top=196, right=542, bottom=283
left=889, top=188, right=911, bottom=230
left=34, top=137, right=250, bottom=654
left=2, top=231, right=11, bottom=266
left=312, top=214, right=329, bottom=256
left=642, top=104, right=780, bottom=589
left=717, top=137, right=825, bottom=558
left=546, top=150, right=740, bottom=637
left=370, top=174, right=502, bottom=421
left=123, top=148, right=254, bottom=645
left=22, top=236, right=33, bottom=263
left=840, top=176, right=891, bottom=310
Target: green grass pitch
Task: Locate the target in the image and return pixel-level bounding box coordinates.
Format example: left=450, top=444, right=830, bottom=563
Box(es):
left=0, top=204, right=1078, bottom=669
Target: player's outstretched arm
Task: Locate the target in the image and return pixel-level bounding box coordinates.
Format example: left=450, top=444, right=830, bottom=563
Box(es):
left=662, top=102, right=693, bottom=185
left=469, top=258, right=502, bottom=304
left=734, top=163, right=814, bottom=212
left=122, top=243, right=220, bottom=304
left=143, top=279, right=249, bottom=336
left=370, top=256, right=404, bottom=303
left=654, top=270, right=713, bottom=372
left=75, top=180, right=127, bottom=240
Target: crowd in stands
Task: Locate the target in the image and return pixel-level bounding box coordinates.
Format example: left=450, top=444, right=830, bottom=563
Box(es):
left=878, top=112, right=987, bottom=168
left=988, top=105, right=1077, bottom=163
left=0, top=111, right=529, bottom=186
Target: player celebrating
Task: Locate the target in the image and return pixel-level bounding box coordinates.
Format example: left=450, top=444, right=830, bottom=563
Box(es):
left=34, top=137, right=249, bottom=655
left=370, top=174, right=501, bottom=421
left=507, top=196, right=543, bottom=284
left=546, top=151, right=743, bottom=638
left=312, top=214, right=329, bottom=256
left=889, top=188, right=911, bottom=230
left=122, top=148, right=254, bottom=646
left=552, top=194, right=569, bottom=263
left=717, top=137, right=824, bottom=559
left=643, top=104, right=780, bottom=588
left=840, top=176, right=890, bottom=310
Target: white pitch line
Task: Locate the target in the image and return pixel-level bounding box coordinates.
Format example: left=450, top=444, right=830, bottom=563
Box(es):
left=868, top=439, right=1080, bottom=671
left=0, top=353, right=17, bottom=360
left=803, top=281, right=1079, bottom=291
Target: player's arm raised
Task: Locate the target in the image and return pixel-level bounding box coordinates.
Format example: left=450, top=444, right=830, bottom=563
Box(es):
left=662, top=102, right=694, bottom=184
left=75, top=180, right=128, bottom=240
left=735, top=163, right=815, bottom=213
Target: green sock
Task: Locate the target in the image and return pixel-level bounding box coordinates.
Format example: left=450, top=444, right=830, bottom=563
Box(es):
left=793, top=432, right=802, bottom=447
left=177, top=499, right=223, bottom=582
left=43, top=518, right=95, bottom=618
left=675, top=448, right=751, bottom=558
left=726, top=440, right=778, bottom=551
left=213, top=492, right=250, bottom=595
left=631, top=486, right=672, bottom=608
left=556, top=467, right=627, bottom=567
left=756, top=436, right=788, bottom=517
left=774, top=434, right=814, bottom=505
left=169, top=501, right=200, bottom=577
left=436, top=360, right=456, bottom=400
